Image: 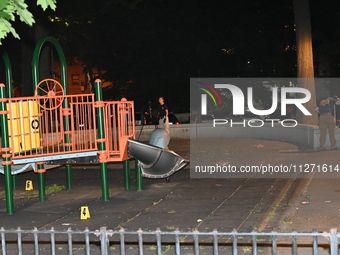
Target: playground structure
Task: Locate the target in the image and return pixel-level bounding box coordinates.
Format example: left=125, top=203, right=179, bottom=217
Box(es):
left=0, top=36, right=189, bottom=215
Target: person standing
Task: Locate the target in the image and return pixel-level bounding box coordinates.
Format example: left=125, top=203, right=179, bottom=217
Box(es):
left=315, top=97, right=340, bottom=150
left=156, top=96, right=170, bottom=182
left=157, top=97, right=169, bottom=130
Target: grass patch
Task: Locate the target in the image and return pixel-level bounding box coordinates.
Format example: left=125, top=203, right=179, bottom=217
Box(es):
left=15, top=184, right=66, bottom=198
left=267, top=212, right=275, bottom=218
left=242, top=246, right=252, bottom=252
left=148, top=246, right=157, bottom=250
left=282, top=216, right=292, bottom=223
left=45, top=184, right=66, bottom=194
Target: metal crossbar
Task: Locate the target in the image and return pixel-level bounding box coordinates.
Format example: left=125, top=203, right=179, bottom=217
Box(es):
left=0, top=227, right=339, bottom=255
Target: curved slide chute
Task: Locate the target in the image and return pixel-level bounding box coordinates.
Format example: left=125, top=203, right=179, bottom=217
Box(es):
left=128, top=139, right=189, bottom=179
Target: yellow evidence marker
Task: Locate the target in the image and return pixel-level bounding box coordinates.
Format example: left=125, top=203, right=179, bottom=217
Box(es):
left=80, top=206, right=91, bottom=219
left=25, top=180, right=33, bottom=190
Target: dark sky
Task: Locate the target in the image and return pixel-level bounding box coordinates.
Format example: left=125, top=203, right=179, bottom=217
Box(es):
left=2, top=0, right=340, bottom=111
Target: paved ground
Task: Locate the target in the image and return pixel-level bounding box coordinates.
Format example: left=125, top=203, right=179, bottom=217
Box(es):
left=0, top=138, right=340, bottom=254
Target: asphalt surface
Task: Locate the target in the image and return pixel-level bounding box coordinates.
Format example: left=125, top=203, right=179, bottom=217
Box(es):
left=0, top=138, right=340, bottom=254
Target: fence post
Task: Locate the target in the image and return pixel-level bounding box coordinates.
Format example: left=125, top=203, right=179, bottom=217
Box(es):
left=156, top=228, right=162, bottom=255
left=212, top=229, right=218, bottom=255
left=100, top=227, right=109, bottom=255
left=137, top=228, right=144, bottom=254
left=330, top=228, right=338, bottom=255
left=251, top=230, right=257, bottom=255
left=193, top=229, right=199, bottom=255
left=312, top=229, right=318, bottom=255
left=175, top=228, right=181, bottom=255
left=232, top=228, right=238, bottom=255
left=271, top=230, right=277, bottom=255
left=120, top=228, right=126, bottom=255
left=292, top=230, right=298, bottom=254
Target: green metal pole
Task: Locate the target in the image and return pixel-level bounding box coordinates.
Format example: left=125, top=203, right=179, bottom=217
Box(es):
left=12, top=175, right=17, bottom=190
left=1, top=49, right=16, bottom=193
left=123, top=160, right=130, bottom=190
left=32, top=36, right=68, bottom=93
left=65, top=166, right=72, bottom=189
left=100, top=163, right=108, bottom=200
left=135, top=159, right=143, bottom=191
left=37, top=167, right=46, bottom=201
left=0, top=83, right=14, bottom=214
left=32, top=36, right=73, bottom=189
left=95, top=79, right=109, bottom=201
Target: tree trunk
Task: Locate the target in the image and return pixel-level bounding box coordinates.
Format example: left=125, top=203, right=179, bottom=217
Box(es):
left=293, top=0, right=318, bottom=125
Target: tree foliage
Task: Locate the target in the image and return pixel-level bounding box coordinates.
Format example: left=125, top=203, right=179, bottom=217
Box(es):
left=0, top=0, right=56, bottom=44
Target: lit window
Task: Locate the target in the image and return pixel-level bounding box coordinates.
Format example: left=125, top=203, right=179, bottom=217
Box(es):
left=72, top=74, right=79, bottom=85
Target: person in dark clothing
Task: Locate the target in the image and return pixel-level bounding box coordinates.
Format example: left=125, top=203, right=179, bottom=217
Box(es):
left=315, top=97, right=340, bottom=150
left=157, top=97, right=169, bottom=130
left=156, top=97, right=170, bottom=183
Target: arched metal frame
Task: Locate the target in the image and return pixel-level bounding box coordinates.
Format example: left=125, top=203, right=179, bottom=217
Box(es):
left=32, top=36, right=68, bottom=98
left=31, top=36, right=72, bottom=195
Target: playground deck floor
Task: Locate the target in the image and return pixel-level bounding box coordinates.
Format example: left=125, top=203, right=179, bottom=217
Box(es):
left=0, top=138, right=339, bottom=236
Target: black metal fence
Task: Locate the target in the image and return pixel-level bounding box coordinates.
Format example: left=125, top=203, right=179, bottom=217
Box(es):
left=1, top=227, right=339, bottom=255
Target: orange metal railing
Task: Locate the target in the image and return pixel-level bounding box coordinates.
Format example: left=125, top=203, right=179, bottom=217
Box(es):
left=104, top=99, right=135, bottom=162
left=7, top=94, right=97, bottom=160
left=6, top=94, right=135, bottom=163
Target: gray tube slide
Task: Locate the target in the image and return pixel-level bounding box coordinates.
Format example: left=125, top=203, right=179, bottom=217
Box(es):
left=128, top=139, right=189, bottom=179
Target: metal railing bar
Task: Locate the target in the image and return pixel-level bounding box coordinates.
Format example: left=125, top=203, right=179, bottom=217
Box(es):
left=330, top=228, right=338, bottom=255
left=1, top=227, right=6, bottom=255
left=0, top=228, right=336, bottom=238
left=292, top=232, right=297, bottom=255
left=33, top=227, right=39, bottom=255
left=193, top=229, right=199, bottom=255
left=106, top=230, right=332, bottom=238
left=175, top=229, right=181, bottom=255
left=17, top=227, right=22, bottom=255
left=232, top=229, right=237, bottom=255
left=50, top=227, right=55, bottom=255
left=120, top=229, right=125, bottom=255
left=313, top=235, right=318, bottom=255
left=137, top=229, right=144, bottom=255
left=0, top=227, right=339, bottom=255
left=156, top=228, right=162, bottom=255
left=100, top=227, right=108, bottom=255
left=67, top=228, right=72, bottom=255
left=213, top=230, right=218, bottom=255
left=84, top=228, right=90, bottom=255
left=271, top=231, right=277, bottom=255
left=252, top=231, right=257, bottom=255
